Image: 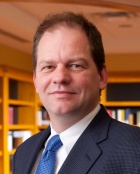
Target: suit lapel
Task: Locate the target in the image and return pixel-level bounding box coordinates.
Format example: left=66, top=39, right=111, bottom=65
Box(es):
left=58, top=105, right=111, bottom=174
left=58, top=132, right=102, bottom=174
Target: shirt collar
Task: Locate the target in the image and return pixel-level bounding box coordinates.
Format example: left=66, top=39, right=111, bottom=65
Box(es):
left=50, top=104, right=100, bottom=154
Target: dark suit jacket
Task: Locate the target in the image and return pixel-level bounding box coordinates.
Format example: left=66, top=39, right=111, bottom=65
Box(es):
left=13, top=105, right=140, bottom=174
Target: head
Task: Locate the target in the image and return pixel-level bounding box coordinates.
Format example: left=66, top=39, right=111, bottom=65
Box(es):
left=33, top=12, right=107, bottom=131
left=32, top=11, right=105, bottom=73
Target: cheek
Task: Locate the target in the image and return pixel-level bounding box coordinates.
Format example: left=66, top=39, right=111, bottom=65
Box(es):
left=77, top=73, right=101, bottom=94
left=36, top=76, right=50, bottom=93
left=74, top=75, right=93, bottom=92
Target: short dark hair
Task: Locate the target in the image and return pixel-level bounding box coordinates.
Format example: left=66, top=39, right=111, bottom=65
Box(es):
left=32, top=11, right=105, bottom=72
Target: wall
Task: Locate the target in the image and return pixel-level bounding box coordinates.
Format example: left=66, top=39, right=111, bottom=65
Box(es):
left=106, top=53, right=140, bottom=72
left=0, top=44, right=33, bottom=72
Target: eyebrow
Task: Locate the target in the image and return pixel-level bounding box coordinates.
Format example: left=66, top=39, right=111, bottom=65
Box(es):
left=38, top=57, right=89, bottom=66
left=68, top=57, right=89, bottom=65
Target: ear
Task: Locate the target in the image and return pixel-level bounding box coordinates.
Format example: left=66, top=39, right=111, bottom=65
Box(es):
left=33, top=73, right=38, bottom=93
left=99, top=64, right=108, bottom=91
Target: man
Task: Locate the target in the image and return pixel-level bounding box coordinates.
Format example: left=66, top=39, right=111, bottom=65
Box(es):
left=13, top=12, right=140, bottom=174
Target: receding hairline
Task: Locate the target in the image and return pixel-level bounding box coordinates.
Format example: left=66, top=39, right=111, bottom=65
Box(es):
left=36, top=23, right=89, bottom=59
left=38, top=20, right=86, bottom=38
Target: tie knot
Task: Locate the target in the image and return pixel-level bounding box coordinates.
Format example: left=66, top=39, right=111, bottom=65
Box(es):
left=47, top=135, right=63, bottom=152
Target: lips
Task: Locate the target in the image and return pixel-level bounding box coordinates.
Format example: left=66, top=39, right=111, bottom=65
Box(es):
left=50, top=91, right=76, bottom=98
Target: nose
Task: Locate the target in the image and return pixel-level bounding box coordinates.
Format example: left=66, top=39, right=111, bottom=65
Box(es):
left=52, top=65, right=71, bottom=85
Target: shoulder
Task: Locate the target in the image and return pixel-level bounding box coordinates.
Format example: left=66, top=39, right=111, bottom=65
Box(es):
left=100, top=104, right=140, bottom=139
left=111, top=118, right=140, bottom=133
left=13, top=128, right=51, bottom=172
left=109, top=118, right=140, bottom=145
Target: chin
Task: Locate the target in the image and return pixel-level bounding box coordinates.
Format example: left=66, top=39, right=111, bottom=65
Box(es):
left=53, top=109, right=73, bottom=117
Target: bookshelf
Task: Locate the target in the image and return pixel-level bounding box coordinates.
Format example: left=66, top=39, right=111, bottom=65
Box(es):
left=0, top=66, right=140, bottom=174
left=0, top=66, right=36, bottom=174
left=101, top=72, right=140, bottom=126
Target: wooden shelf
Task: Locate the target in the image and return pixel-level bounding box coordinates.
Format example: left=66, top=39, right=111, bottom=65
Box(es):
left=8, top=149, right=16, bottom=155
left=8, top=99, right=34, bottom=106
left=103, top=102, right=140, bottom=107
left=5, top=66, right=33, bottom=83
left=38, top=125, right=48, bottom=129
left=8, top=125, right=35, bottom=130
left=38, top=101, right=43, bottom=107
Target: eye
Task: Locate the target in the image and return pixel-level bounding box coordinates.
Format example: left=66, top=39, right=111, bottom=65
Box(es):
left=71, top=64, right=81, bottom=68
left=42, top=65, right=55, bottom=72
left=44, top=66, right=53, bottom=69
left=69, top=63, right=84, bottom=71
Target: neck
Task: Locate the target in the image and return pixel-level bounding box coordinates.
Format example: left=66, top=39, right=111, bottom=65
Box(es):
left=49, top=103, right=100, bottom=133
left=50, top=114, right=84, bottom=133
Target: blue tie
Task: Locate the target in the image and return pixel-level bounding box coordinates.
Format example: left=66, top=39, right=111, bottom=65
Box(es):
left=35, top=135, right=63, bottom=174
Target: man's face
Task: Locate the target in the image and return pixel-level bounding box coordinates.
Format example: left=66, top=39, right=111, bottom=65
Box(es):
left=34, top=26, right=107, bottom=119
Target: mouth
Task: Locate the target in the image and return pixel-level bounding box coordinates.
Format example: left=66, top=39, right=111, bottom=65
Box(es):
left=50, top=91, right=76, bottom=98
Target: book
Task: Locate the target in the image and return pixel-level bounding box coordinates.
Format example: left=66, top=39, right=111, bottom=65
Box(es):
left=37, top=108, right=50, bottom=126
left=128, top=114, right=134, bottom=125
left=8, top=131, right=13, bottom=151
left=136, top=111, right=140, bottom=126
left=8, top=106, right=18, bottom=125
left=125, top=108, right=133, bottom=124
left=13, top=106, right=18, bottom=124
left=8, top=130, right=31, bottom=149
left=13, top=130, right=31, bottom=142
left=107, top=109, right=116, bottom=119
left=8, top=107, right=14, bottom=125
left=117, top=109, right=125, bottom=123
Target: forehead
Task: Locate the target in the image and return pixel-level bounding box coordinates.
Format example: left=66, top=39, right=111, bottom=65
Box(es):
left=40, top=26, right=89, bottom=49
left=37, top=26, right=90, bottom=55
left=37, top=27, right=93, bottom=69
left=36, top=25, right=95, bottom=68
